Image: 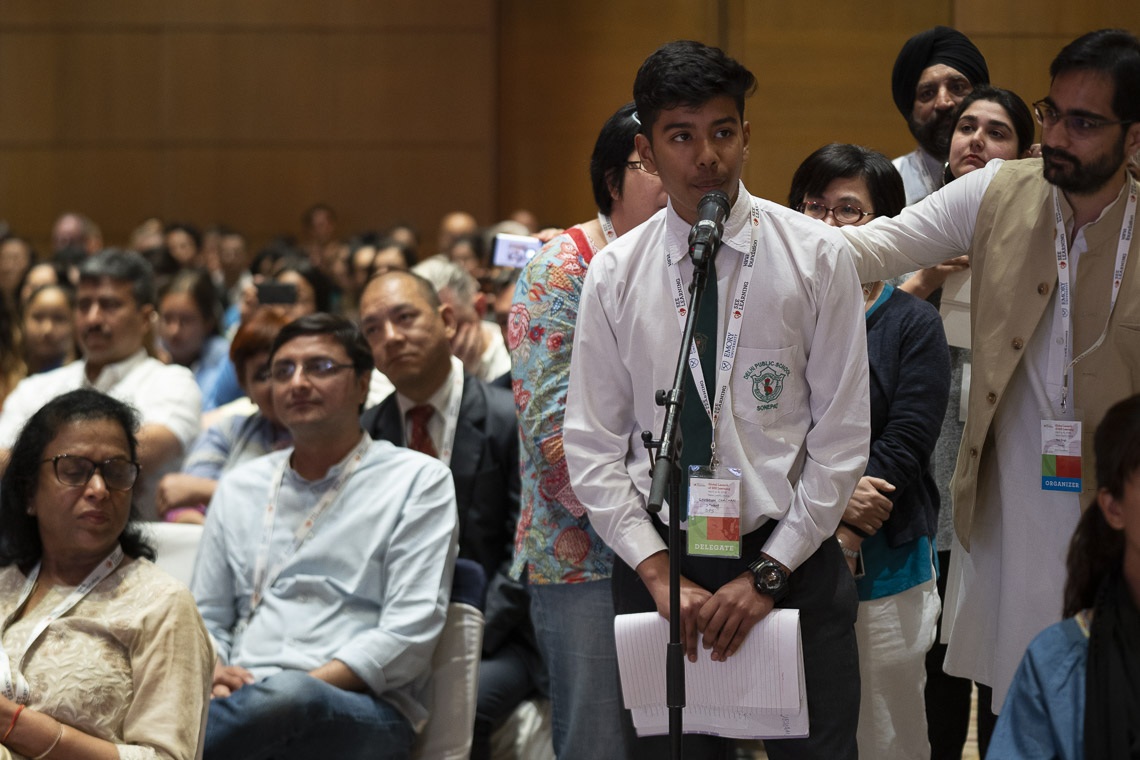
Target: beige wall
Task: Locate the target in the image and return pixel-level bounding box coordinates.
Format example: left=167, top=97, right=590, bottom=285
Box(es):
left=1, top=2, right=1138, bottom=257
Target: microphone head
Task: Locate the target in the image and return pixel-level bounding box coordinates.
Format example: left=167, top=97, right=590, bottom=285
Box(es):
left=697, top=190, right=730, bottom=221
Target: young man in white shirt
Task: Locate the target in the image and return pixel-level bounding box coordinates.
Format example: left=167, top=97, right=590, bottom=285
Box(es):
left=564, top=40, right=870, bottom=759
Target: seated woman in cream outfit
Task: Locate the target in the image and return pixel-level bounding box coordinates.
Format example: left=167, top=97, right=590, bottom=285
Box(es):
left=0, top=389, right=213, bottom=760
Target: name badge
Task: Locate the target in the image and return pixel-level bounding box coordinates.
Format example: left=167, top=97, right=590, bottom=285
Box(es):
left=686, top=466, right=742, bottom=558
left=1041, top=419, right=1081, bottom=492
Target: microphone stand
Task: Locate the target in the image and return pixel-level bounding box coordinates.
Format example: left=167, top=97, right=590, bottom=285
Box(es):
left=642, top=241, right=719, bottom=760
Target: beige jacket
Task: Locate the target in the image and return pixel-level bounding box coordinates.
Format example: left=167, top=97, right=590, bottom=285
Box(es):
left=847, top=159, right=1140, bottom=548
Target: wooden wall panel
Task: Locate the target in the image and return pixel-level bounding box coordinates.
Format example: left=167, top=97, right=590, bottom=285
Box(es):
left=496, top=0, right=721, bottom=229
left=1, top=1, right=1137, bottom=263
left=0, top=2, right=496, bottom=257
left=735, top=0, right=953, bottom=202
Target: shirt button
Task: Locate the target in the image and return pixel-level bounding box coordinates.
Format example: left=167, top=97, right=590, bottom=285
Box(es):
left=1037, top=283, right=1049, bottom=295
left=1011, top=337, right=1024, bottom=350
left=986, top=392, right=997, bottom=404
left=970, top=447, right=978, bottom=458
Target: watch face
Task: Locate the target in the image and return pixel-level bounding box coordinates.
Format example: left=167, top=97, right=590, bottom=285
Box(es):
left=761, top=567, right=780, bottom=586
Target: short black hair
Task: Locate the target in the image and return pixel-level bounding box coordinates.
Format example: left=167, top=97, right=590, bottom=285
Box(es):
left=633, top=40, right=756, bottom=135
left=1050, top=29, right=1140, bottom=123
left=270, top=312, right=373, bottom=378
left=787, top=144, right=906, bottom=219
left=78, top=248, right=157, bottom=307
left=590, top=102, right=643, bottom=215
left=950, top=85, right=1035, bottom=156
left=0, top=389, right=153, bottom=569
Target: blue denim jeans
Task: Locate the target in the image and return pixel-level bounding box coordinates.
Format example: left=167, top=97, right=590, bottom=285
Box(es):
left=529, top=580, right=631, bottom=760
left=204, top=670, right=414, bottom=760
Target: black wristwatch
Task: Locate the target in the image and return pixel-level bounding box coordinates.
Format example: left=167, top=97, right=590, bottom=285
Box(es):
left=748, top=557, right=789, bottom=604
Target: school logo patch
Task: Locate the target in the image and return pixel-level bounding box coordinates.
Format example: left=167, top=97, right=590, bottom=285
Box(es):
left=744, top=361, right=790, bottom=408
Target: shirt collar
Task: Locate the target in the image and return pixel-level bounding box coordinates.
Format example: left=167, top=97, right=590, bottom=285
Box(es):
left=395, top=355, right=462, bottom=419
left=287, top=431, right=371, bottom=486
left=665, top=181, right=754, bottom=264
left=82, top=349, right=148, bottom=392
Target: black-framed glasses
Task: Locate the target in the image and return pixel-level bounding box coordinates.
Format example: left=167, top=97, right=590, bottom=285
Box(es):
left=625, top=161, right=656, bottom=175
left=42, top=455, right=140, bottom=491
left=797, top=201, right=875, bottom=226
left=270, top=357, right=356, bottom=383
left=1033, top=100, right=1134, bottom=137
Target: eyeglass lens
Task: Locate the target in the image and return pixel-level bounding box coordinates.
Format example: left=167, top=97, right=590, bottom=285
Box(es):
left=53, top=455, right=139, bottom=491
left=270, top=357, right=351, bottom=382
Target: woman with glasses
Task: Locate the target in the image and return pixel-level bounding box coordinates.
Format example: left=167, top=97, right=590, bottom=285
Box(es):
left=0, top=389, right=213, bottom=760
left=789, top=143, right=951, bottom=759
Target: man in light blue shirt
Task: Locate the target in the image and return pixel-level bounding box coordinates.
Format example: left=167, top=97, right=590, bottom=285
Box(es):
left=191, top=313, right=459, bottom=760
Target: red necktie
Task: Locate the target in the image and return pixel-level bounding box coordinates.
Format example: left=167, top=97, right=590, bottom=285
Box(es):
left=407, top=405, right=438, bottom=459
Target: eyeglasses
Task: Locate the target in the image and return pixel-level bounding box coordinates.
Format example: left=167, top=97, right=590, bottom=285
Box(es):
left=269, top=357, right=356, bottom=383
left=1033, top=100, right=1134, bottom=137
left=625, top=161, right=656, bottom=175
left=797, top=201, right=875, bottom=226
left=42, top=455, right=140, bottom=491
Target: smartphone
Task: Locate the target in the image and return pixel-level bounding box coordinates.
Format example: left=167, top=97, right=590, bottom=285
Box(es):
left=257, top=281, right=298, bottom=305
left=491, top=233, right=542, bottom=268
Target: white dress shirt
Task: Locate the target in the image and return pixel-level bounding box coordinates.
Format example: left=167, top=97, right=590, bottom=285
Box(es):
left=564, top=183, right=870, bottom=574
left=0, top=349, right=202, bottom=518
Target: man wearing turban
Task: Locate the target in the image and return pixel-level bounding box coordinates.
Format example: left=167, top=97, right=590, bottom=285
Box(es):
left=891, top=26, right=990, bottom=204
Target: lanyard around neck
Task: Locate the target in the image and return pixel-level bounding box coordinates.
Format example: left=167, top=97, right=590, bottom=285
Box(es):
left=598, top=213, right=618, bottom=244
left=666, top=199, right=761, bottom=465
left=1052, top=178, right=1137, bottom=412
left=249, top=435, right=371, bottom=618
left=1, top=544, right=124, bottom=703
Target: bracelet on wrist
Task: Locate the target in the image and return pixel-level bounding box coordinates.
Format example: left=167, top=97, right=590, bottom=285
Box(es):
left=2, top=703, right=24, bottom=743
left=30, top=721, right=63, bottom=760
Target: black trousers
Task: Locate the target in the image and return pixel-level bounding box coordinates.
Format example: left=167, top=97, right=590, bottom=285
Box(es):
left=612, top=517, right=861, bottom=760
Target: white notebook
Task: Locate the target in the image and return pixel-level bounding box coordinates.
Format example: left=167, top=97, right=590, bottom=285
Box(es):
left=613, top=609, right=808, bottom=740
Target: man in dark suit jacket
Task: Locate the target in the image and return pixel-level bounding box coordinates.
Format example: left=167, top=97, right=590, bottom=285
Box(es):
left=358, top=270, right=543, bottom=759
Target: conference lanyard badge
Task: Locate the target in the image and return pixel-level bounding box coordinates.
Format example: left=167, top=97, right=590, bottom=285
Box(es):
left=1040, top=416, right=1082, bottom=493
left=687, top=464, right=742, bottom=558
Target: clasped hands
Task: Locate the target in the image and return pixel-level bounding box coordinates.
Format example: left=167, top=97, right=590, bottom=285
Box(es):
left=637, top=551, right=773, bottom=664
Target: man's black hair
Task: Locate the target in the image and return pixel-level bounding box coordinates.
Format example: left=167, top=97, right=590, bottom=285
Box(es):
left=633, top=40, right=756, bottom=135
left=1050, top=29, right=1140, bottom=123
left=270, top=312, right=373, bottom=377
left=78, top=248, right=157, bottom=307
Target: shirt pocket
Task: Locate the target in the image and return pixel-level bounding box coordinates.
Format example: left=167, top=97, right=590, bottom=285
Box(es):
left=732, top=346, right=801, bottom=427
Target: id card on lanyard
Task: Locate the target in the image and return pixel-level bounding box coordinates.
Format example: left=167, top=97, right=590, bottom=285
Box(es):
left=666, top=199, right=761, bottom=557
left=1042, top=179, right=1137, bottom=492
left=1, top=545, right=124, bottom=703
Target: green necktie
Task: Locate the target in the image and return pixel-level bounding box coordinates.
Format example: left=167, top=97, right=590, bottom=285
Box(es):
left=678, top=256, right=717, bottom=518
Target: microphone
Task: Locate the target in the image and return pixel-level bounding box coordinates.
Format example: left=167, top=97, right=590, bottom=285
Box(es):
left=687, top=190, right=730, bottom=267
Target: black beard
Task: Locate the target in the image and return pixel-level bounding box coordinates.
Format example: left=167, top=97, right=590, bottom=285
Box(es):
left=1041, top=137, right=1125, bottom=195
left=908, top=109, right=956, bottom=161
